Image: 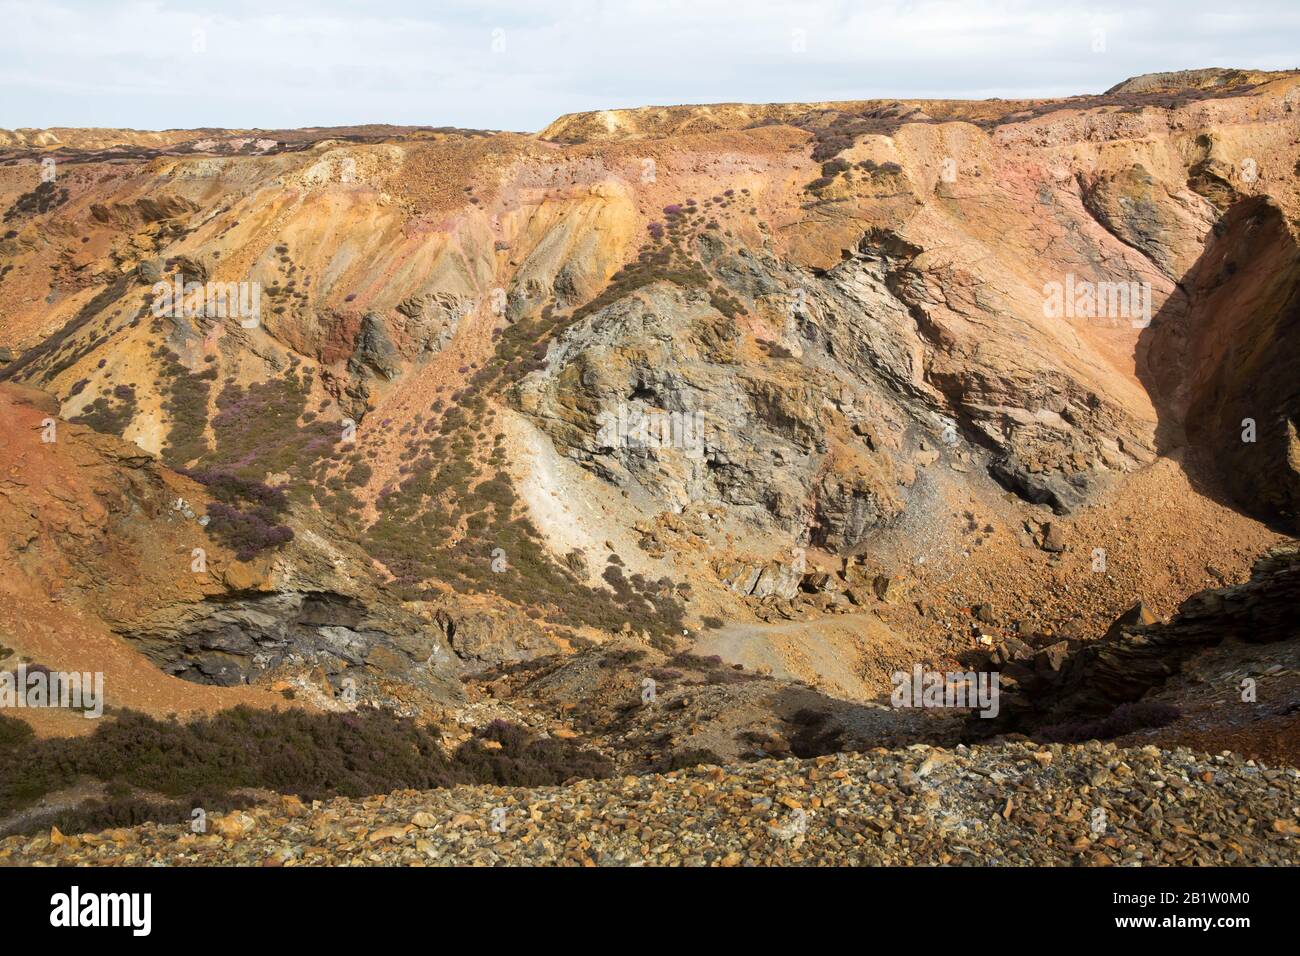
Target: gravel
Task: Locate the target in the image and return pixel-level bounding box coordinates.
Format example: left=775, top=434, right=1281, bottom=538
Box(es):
left=4, top=740, right=1296, bottom=867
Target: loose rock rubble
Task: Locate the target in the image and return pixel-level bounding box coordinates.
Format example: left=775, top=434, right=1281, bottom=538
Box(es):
left=4, top=741, right=1295, bottom=866
left=981, top=546, right=1300, bottom=736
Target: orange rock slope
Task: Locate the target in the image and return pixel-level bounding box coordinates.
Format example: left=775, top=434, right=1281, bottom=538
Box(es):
left=0, top=67, right=1296, bottom=721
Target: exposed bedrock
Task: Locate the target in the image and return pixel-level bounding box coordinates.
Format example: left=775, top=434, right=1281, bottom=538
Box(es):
left=1142, top=196, right=1300, bottom=532
left=119, top=590, right=440, bottom=688
left=516, top=225, right=1156, bottom=555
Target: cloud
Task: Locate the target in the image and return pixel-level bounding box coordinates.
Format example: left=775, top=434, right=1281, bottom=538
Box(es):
left=0, top=0, right=1296, bottom=131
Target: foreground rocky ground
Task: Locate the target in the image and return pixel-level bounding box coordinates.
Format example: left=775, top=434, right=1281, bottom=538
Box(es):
left=5, top=741, right=1296, bottom=866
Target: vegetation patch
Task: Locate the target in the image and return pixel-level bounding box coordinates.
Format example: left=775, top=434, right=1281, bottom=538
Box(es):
left=4, top=181, right=71, bottom=222
left=69, top=384, right=137, bottom=438
left=158, top=350, right=217, bottom=466
left=179, top=468, right=295, bottom=560
left=0, top=708, right=612, bottom=837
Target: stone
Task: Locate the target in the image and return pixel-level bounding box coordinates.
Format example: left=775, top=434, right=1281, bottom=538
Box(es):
left=1035, top=641, right=1070, bottom=673
left=1103, top=601, right=1158, bottom=640
left=1040, top=522, right=1067, bottom=552
left=801, top=571, right=840, bottom=593
left=845, top=586, right=871, bottom=606
left=212, top=812, right=257, bottom=840
left=917, top=752, right=954, bottom=778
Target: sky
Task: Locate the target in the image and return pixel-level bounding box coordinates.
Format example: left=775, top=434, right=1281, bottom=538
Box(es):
left=2, top=0, right=1297, bottom=133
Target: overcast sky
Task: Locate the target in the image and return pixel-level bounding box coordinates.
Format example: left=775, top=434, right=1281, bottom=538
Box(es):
left=2, top=0, right=1297, bottom=132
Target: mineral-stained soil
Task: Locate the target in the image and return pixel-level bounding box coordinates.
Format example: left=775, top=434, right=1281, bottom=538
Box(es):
left=0, top=66, right=1297, bottom=863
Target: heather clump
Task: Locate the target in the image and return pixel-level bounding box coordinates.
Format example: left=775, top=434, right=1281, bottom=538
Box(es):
left=68, top=385, right=137, bottom=437
left=180, top=467, right=295, bottom=560
left=0, top=708, right=612, bottom=836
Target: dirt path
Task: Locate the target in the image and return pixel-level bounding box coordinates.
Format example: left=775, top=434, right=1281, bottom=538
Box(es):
left=695, top=612, right=928, bottom=701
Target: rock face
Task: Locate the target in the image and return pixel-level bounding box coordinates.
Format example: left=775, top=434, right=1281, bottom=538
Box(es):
left=514, top=281, right=913, bottom=549
left=429, top=605, right=558, bottom=665
left=1144, top=197, right=1300, bottom=532
left=514, top=201, right=1158, bottom=554
left=347, top=312, right=401, bottom=381
left=123, top=590, right=438, bottom=688
left=1080, top=164, right=1216, bottom=278
left=716, top=559, right=805, bottom=600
